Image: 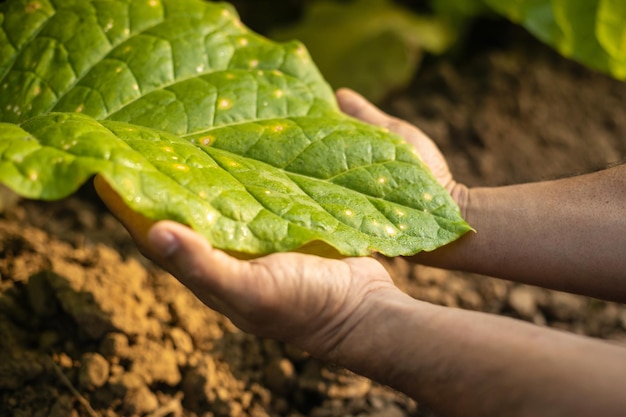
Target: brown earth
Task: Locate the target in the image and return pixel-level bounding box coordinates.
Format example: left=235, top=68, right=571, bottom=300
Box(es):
left=1, top=24, right=626, bottom=417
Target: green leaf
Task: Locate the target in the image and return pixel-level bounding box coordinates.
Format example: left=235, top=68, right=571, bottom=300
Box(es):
left=483, top=0, right=626, bottom=80
left=270, top=0, right=456, bottom=103
left=0, top=0, right=471, bottom=257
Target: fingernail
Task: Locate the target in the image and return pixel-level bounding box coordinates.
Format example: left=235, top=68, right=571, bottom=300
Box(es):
left=149, top=227, right=180, bottom=256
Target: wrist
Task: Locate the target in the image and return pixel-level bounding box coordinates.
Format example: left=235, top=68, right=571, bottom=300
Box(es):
left=322, top=287, right=438, bottom=388
left=447, top=181, right=471, bottom=220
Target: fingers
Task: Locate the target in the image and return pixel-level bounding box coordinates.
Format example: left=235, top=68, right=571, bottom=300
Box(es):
left=336, top=88, right=395, bottom=127
left=336, top=88, right=431, bottom=150
left=147, top=221, right=245, bottom=309
left=336, top=88, right=419, bottom=137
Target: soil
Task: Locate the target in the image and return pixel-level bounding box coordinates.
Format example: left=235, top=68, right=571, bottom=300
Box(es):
left=2, top=22, right=626, bottom=417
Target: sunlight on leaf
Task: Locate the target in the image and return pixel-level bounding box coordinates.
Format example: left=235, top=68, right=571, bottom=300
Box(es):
left=0, top=0, right=471, bottom=257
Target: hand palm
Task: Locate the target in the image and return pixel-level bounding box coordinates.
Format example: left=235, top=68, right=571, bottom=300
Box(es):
left=147, top=222, right=394, bottom=354
left=101, top=88, right=459, bottom=356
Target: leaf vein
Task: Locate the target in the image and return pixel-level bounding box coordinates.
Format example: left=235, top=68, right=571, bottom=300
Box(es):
left=49, top=12, right=166, bottom=114
left=0, top=2, right=57, bottom=86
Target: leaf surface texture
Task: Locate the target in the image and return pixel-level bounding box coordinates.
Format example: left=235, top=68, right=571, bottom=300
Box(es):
left=0, top=0, right=471, bottom=256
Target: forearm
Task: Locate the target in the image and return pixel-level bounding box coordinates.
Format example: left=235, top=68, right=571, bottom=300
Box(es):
left=413, top=164, right=626, bottom=301
left=326, top=289, right=626, bottom=417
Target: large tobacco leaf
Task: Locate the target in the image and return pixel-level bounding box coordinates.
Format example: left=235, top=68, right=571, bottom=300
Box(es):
left=0, top=0, right=471, bottom=257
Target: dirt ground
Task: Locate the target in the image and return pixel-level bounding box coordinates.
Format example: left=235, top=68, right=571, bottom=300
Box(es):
left=1, top=22, right=626, bottom=417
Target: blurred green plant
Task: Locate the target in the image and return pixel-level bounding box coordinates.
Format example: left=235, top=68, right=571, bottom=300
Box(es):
left=270, top=0, right=455, bottom=104
left=251, top=0, right=626, bottom=103
left=436, top=0, right=626, bottom=81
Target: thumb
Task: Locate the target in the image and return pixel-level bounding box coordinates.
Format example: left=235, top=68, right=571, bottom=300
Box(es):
left=336, top=88, right=390, bottom=125
left=147, top=221, right=245, bottom=306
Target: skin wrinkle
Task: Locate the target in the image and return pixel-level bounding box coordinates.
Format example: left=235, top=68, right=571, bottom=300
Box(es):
left=306, top=269, right=381, bottom=356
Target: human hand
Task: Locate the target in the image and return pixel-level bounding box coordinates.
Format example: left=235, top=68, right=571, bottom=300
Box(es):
left=335, top=88, right=468, bottom=210
left=94, top=175, right=398, bottom=357
left=94, top=89, right=466, bottom=359
left=143, top=221, right=397, bottom=357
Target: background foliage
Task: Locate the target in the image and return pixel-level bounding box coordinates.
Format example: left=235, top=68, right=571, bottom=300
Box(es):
left=230, top=0, right=626, bottom=103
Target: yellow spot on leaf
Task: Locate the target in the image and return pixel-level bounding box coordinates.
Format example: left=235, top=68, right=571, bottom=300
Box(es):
left=274, top=89, right=284, bottom=99
left=238, top=37, right=248, bottom=46
left=25, top=1, right=41, bottom=13
left=272, top=124, right=285, bottom=133
left=423, top=192, right=433, bottom=202
left=28, top=171, right=38, bottom=181
left=75, top=104, right=84, bottom=113
left=63, top=140, right=77, bottom=150
left=218, top=98, right=233, bottom=110
left=249, top=59, right=259, bottom=68
left=173, top=164, right=189, bottom=172
left=199, top=136, right=214, bottom=146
